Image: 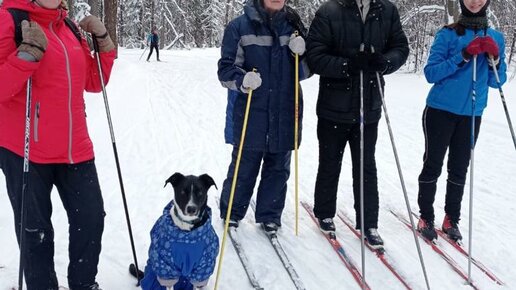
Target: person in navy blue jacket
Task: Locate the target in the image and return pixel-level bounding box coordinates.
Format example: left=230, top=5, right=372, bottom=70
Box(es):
left=217, top=0, right=309, bottom=233
left=416, top=0, right=507, bottom=242
left=146, top=28, right=160, bottom=62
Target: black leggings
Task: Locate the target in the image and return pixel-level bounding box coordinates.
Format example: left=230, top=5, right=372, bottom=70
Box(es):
left=0, top=147, right=105, bottom=290
left=417, top=107, right=481, bottom=223
left=147, top=43, right=160, bottom=61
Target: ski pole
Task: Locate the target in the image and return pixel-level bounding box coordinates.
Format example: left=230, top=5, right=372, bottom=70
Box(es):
left=489, top=55, right=516, bottom=150
left=467, top=55, right=478, bottom=285
left=139, top=45, right=148, bottom=61
left=18, top=77, right=33, bottom=290
left=294, top=31, right=300, bottom=236
left=358, top=43, right=366, bottom=289
left=214, top=69, right=257, bottom=290
left=92, top=36, right=143, bottom=285
left=371, top=46, right=431, bottom=290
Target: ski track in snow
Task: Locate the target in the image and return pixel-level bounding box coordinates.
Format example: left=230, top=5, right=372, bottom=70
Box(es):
left=1, top=48, right=515, bottom=290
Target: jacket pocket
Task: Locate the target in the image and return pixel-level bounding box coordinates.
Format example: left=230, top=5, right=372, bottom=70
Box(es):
left=319, top=81, right=353, bottom=112
left=34, top=102, right=40, bottom=142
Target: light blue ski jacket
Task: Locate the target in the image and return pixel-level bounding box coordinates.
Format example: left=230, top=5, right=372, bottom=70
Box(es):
left=424, top=27, right=507, bottom=116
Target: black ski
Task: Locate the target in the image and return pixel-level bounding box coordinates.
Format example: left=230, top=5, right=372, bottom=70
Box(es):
left=216, top=197, right=264, bottom=290
left=250, top=200, right=307, bottom=290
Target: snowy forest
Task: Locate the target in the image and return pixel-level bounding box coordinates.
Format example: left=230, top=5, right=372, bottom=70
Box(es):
left=1, top=0, right=515, bottom=69
left=45, top=0, right=515, bottom=73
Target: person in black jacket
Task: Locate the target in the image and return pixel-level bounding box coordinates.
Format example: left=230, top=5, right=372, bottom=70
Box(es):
left=306, top=0, right=408, bottom=247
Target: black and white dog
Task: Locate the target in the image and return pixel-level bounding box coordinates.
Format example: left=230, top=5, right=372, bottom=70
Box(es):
left=138, top=172, right=219, bottom=290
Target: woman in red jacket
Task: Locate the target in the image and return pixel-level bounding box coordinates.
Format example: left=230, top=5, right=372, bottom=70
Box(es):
left=0, top=0, right=115, bottom=288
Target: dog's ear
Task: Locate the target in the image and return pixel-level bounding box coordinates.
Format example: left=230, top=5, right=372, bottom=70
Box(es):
left=199, top=174, right=217, bottom=190
left=164, top=172, right=184, bottom=188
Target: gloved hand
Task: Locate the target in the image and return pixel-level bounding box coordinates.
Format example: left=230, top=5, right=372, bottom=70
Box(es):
left=17, top=20, right=48, bottom=62
left=481, top=36, right=499, bottom=58
left=348, top=51, right=371, bottom=74
left=462, top=37, right=484, bottom=60
left=79, top=15, right=115, bottom=52
left=241, top=71, right=262, bottom=92
left=369, top=52, right=387, bottom=73
left=288, top=33, right=305, bottom=55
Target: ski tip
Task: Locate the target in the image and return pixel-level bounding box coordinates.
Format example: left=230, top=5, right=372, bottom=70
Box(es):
left=129, top=263, right=144, bottom=281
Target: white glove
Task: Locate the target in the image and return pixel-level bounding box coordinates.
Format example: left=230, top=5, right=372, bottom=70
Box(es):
left=241, top=71, right=262, bottom=92
left=288, top=34, right=305, bottom=55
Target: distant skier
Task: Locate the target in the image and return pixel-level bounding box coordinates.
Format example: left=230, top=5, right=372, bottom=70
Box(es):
left=147, top=28, right=160, bottom=62
left=416, top=0, right=507, bottom=242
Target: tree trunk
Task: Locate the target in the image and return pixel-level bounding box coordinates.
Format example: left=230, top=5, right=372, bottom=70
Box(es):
left=104, top=0, right=119, bottom=53
left=88, top=0, right=101, bottom=17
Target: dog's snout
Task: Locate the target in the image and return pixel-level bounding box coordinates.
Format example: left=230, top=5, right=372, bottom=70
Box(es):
left=186, top=206, right=197, bottom=215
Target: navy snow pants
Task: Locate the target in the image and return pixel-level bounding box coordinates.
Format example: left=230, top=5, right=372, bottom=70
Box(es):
left=219, top=147, right=291, bottom=226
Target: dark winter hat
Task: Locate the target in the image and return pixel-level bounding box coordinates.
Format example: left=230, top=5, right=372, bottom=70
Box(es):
left=459, top=0, right=490, bottom=17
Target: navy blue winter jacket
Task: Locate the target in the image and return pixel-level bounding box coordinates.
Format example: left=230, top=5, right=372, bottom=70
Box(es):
left=218, top=0, right=309, bottom=153
left=146, top=201, right=219, bottom=284
left=425, top=27, right=507, bottom=116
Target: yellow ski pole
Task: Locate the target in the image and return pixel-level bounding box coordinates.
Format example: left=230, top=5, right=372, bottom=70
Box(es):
left=214, top=69, right=257, bottom=290
left=294, top=31, right=300, bottom=236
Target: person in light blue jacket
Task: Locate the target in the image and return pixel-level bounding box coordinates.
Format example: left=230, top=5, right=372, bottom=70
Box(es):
left=416, top=0, right=507, bottom=243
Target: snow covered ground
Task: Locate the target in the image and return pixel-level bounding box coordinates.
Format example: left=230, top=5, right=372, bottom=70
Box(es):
left=1, top=48, right=515, bottom=290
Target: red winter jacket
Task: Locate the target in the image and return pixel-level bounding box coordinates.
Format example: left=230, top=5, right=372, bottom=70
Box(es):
left=0, top=0, right=116, bottom=164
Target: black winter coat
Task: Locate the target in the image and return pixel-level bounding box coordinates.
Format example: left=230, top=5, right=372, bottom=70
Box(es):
left=307, top=0, right=408, bottom=124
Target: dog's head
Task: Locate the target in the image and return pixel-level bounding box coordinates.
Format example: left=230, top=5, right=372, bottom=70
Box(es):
left=165, top=173, right=217, bottom=222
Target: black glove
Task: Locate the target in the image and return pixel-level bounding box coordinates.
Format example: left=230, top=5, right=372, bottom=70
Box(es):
left=369, top=52, right=387, bottom=73
left=348, top=51, right=371, bottom=74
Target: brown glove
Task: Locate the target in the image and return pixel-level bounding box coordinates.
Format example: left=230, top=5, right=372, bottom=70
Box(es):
left=79, top=15, right=115, bottom=52
left=18, top=20, right=48, bottom=61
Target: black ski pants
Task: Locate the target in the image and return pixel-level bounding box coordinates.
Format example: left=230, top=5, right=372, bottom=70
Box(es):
left=418, top=107, right=481, bottom=224
left=219, top=147, right=291, bottom=226
left=0, top=147, right=105, bottom=290
left=313, top=118, right=379, bottom=230
left=147, top=43, right=160, bottom=61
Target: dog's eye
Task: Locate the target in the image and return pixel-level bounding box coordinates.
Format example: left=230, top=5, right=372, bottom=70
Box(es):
left=181, top=190, right=187, bottom=195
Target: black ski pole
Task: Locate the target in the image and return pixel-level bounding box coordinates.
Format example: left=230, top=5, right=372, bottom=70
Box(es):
left=489, top=55, right=516, bottom=150
left=371, top=46, right=430, bottom=290
left=18, top=77, right=33, bottom=290
left=92, top=35, right=143, bottom=285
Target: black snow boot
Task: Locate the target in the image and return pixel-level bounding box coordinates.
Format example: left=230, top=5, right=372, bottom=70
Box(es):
left=364, top=228, right=384, bottom=248
left=417, top=217, right=438, bottom=242
left=318, top=218, right=336, bottom=234
left=442, top=215, right=462, bottom=242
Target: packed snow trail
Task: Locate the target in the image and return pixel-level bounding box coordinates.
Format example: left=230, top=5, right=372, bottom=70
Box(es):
left=0, top=48, right=515, bottom=289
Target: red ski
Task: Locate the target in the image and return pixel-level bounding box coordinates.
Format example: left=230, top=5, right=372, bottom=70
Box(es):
left=301, top=201, right=371, bottom=290
left=390, top=210, right=480, bottom=290
left=409, top=211, right=504, bottom=285
left=337, top=211, right=413, bottom=290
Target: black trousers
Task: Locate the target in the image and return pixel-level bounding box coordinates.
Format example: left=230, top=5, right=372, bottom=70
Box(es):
left=418, top=107, right=481, bottom=224
left=147, top=43, right=160, bottom=61
left=313, top=118, right=379, bottom=229
left=219, top=147, right=291, bottom=226
left=0, top=147, right=105, bottom=290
